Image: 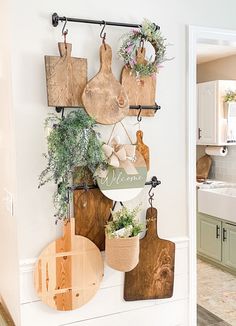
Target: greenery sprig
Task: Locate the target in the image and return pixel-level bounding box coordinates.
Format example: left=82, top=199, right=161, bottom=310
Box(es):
left=39, top=109, right=106, bottom=220
left=105, top=205, right=144, bottom=239
left=118, top=19, right=169, bottom=78
left=224, top=89, right=236, bottom=102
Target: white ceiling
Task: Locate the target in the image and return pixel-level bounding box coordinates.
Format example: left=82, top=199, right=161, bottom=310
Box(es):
left=197, top=43, right=236, bottom=64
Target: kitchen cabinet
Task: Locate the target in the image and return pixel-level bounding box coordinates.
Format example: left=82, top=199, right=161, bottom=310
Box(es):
left=197, top=212, right=221, bottom=262
left=197, top=80, right=236, bottom=145
left=222, top=222, right=236, bottom=270
left=197, top=212, right=236, bottom=273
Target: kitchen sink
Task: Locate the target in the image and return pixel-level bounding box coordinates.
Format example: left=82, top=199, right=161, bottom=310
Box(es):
left=198, top=187, right=236, bottom=223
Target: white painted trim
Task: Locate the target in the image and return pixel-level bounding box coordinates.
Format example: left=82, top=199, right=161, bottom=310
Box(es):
left=187, top=25, right=236, bottom=326
left=19, top=236, right=189, bottom=272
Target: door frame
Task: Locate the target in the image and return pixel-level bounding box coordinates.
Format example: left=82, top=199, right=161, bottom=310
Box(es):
left=187, top=25, right=236, bottom=326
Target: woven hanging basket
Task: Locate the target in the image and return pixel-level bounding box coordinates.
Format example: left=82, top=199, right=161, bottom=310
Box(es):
left=105, top=235, right=140, bottom=272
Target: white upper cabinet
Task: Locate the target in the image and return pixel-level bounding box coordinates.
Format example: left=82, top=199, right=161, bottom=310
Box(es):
left=197, top=80, right=236, bottom=145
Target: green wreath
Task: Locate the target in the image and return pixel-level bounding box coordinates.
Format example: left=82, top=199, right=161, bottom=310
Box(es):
left=118, top=19, right=168, bottom=78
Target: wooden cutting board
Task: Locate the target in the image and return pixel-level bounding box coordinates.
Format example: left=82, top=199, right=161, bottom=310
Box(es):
left=82, top=43, right=129, bottom=124
left=74, top=188, right=113, bottom=251
left=121, top=48, right=156, bottom=117
left=45, top=43, right=87, bottom=107
left=196, top=154, right=212, bottom=182
left=124, top=207, right=175, bottom=301
left=136, top=130, right=150, bottom=171
left=34, top=218, right=104, bottom=311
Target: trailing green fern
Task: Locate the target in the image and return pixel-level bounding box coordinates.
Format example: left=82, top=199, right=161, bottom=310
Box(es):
left=39, top=109, right=106, bottom=220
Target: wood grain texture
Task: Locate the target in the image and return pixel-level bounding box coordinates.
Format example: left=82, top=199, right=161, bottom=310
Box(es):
left=34, top=218, right=104, bottom=311
left=82, top=43, right=129, bottom=124
left=136, top=130, right=150, bottom=171
left=196, top=154, right=212, bottom=182
left=121, top=48, right=156, bottom=117
left=0, top=302, right=15, bottom=326
left=124, top=207, right=175, bottom=301
left=74, top=188, right=113, bottom=251
left=45, top=43, right=87, bottom=107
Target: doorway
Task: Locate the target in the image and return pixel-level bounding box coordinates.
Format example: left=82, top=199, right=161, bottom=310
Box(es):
left=188, top=26, right=236, bottom=326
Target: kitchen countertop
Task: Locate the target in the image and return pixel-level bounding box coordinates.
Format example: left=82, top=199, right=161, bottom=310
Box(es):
left=196, top=179, right=236, bottom=189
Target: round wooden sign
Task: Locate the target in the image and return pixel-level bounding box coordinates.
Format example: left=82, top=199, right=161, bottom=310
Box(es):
left=34, top=218, right=104, bottom=311
left=97, top=150, right=147, bottom=202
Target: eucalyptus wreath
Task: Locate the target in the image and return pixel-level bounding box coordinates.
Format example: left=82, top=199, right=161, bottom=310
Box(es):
left=39, top=109, right=106, bottom=220
left=118, top=19, right=168, bottom=78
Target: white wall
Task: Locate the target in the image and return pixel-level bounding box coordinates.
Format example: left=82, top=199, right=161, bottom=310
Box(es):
left=5, top=0, right=236, bottom=325
left=197, top=55, right=236, bottom=182
left=0, top=0, right=20, bottom=324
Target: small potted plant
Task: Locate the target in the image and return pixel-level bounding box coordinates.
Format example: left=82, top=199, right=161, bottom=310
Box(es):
left=105, top=205, right=143, bottom=272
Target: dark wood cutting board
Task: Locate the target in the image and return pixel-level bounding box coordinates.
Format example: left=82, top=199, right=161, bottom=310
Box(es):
left=82, top=43, right=129, bottom=124
left=73, top=188, right=113, bottom=251
left=124, top=207, right=175, bottom=301
left=121, top=48, right=156, bottom=117
left=45, top=43, right=87, bottom=107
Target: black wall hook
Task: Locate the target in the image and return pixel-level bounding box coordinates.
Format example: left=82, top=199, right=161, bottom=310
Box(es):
left=137, top=106, right=142, bottom=122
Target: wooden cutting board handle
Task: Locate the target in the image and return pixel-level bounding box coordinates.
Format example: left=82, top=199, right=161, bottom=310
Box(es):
left=145, top=207, right=158, bottom=238
left=58, top=42, right=72, bottom=57
left=100, top=44, right=112, bottom=74
left=136, top=48, right=147, bottom=65
left=136, top=130, right=150, bottom=170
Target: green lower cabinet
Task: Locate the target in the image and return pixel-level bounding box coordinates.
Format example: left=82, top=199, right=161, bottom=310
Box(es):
left=197, top=212, right=221, bottom=262
left=197, top=212, right=236, bottom=273
left=222, top=222, right=236, bottom=270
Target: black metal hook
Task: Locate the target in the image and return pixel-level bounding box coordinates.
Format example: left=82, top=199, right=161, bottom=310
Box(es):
left=62, top=16, right=68, bottom=35
left=148, top=185, right=155, bottom=208
left=137, top=106, right=142, bottom=122
left=100, top=20, right=107, bottom=49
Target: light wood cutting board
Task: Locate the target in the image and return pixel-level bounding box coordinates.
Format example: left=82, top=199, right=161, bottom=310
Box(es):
left=124, top=207, right=175, bottom=301
left=196, top=154, right=212, bottom=182
left=121, top=48, right=156, bottom=117
left=136, top=130, right=150, bottom=171
left=34, top=218, right=104, bottom=311
left=45, top=43, right=87, bottom=107
left=82, top=43, right=129, bottom=124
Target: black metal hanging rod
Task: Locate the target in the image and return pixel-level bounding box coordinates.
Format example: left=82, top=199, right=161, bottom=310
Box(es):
left=55, top=105, right=161, bottom=114
left=70, top=176, right=161, bottom=191
left=130, top=104, right=161, bottom=111
left=52, top=13, right=160, bottom=30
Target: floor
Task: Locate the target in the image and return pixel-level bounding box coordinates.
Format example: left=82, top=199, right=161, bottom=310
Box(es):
left=198, top=305, right=230, bottom=326
left=198, top=258, right=236, bottom=326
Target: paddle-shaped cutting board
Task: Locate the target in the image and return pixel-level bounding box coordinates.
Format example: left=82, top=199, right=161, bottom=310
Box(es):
left=124, top=207, right=175, bottom=301
left=121, top=48, right=156, bottom=117
left=82, top=43, right=129, bottom=124
left=34, top=218, right=104, bottom=311
left=74, top=188, right=113, bottom=251
left=196, top=154, right=212, bottom=182
left=45, top=43, right=87, bottom=107
left=136, top=130, right=150, bottom=171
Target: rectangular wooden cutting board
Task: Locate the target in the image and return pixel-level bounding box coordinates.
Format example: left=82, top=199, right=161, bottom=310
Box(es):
left=124, top=207, right=175, bottom=301
left=121, top=48, right=156, bottom=117
left=45, top=42, right=87, bottom=107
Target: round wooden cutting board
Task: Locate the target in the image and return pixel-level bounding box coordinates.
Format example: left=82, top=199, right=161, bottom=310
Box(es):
left=82, top=43, right=129, bottom=125
left=34, top=218, right=104, bottom=311
left=96, top=150, right=147, bottom=202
